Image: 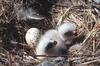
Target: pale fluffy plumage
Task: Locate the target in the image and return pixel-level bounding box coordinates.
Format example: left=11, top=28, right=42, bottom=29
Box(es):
left=58, top=22, right=77, bottom=40
left=57, top=22, right=77, bottom=44
left=36, top=29, right=67, bottom=60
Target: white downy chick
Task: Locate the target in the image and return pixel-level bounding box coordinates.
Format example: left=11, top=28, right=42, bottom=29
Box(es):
left=57, top=21, right=77, bottom=45
left=25, top=28, right=40, bottom=48
left=36, top=29, right=67, bottom=60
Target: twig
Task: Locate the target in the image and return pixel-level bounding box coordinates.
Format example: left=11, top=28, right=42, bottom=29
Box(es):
left=93, top=38, right=96, bottom=57
left=80, top=29, right=96, bottom=48
left=82, top=59, right=100, bottom=65
left=57, top=6, right=73, bottom=25
left=0, top=40, right=27, bottom=47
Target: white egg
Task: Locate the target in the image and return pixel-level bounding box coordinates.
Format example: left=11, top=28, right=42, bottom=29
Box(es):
left=25, top=28, right=40, bottom=48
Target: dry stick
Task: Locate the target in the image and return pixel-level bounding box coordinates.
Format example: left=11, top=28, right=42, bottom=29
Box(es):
left=93, top=38, right=96, bottom=57
left=82, top=59, right=100, bottom=65
left=81, top=29, right=96, bottom=45
left=70, top=14, right=90, bottom=36
left=34, top=55, right=68, bottom=57
left=69, top=56, right=100, bottom=62
left=81, top=22, right=100, bottom=46
left=7, top=52, right=15, bottom=66
left=69, top=56, right=100, bottom=65
left=57, top=6, right=73, bottom=26
left=77, top=29, right=96, bottom=54
left=0, top=53, right=6, bottom=57
left=54, top=3, right=99, bottom=7
left=0, top=40, right=27, bottom=48
left=93, top=23, right=100, bottom=49
left=91, top=12, right=97, bottom=22
left=0, top=40, right=17, bottom=66
left=0, top=40, right=100, bottom=57
left=54, top=2, right=72, bottom=7
left=79, top=28, right=96, bottom=52
left=79, top=23, right=100, bottom=54
left=68, top=57, right=82, bottom=61
left=68, top=56, right=100, bottom=66
left=96, top=41, right=100, bottom=49
left=7, top=52, right=12, bottom=66
left=34, top=54, right=100, bottom=58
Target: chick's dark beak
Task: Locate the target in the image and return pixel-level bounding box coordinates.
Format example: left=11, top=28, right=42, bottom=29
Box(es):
left=73, top=29, right=78, bottom=36
left=64, top=30, right=78, bottom=45
left=64, top=30, right=77, bottom=37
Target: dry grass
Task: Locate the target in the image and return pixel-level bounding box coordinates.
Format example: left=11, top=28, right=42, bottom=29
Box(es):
left=0, top=0, right=100, bottom=66
left=51, top=0, right=100, bottom=65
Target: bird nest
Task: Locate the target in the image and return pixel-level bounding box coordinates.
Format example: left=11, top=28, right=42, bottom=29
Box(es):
left=51, top=0, right=100, bottom=66
left=0, top=0, right=100, bottom=66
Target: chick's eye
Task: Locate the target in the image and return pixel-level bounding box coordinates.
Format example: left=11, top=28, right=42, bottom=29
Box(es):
left=53, top=41, right=57, bottom=45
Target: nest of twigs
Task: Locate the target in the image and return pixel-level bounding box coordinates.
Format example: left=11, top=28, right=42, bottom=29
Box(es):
left=0, top=0, right=100, bottom=66
left=51, top=0, right=100, bottom=66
